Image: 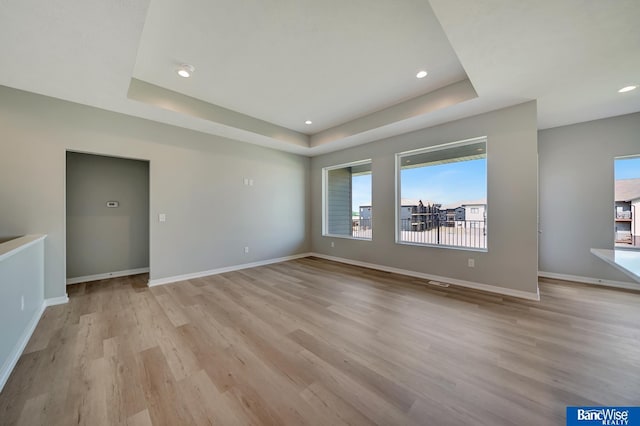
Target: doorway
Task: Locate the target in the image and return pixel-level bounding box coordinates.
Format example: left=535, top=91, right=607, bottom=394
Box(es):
left=66, top=152, right=150, bottom=284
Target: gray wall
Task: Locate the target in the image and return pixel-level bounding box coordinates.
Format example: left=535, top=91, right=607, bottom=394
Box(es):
left=0, top=238, right=44, bottom=388
left=311, top=102, right=539, bottom=296
left=538, top=112, right=640, bottom=283
left=0, top=85, right=310, bottom=299
left=327, top=167, right=352, bottom=235
left=66, top=152, right=150, bottom=279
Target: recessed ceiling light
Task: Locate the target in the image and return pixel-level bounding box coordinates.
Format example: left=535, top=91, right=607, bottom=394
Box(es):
left=177, top=64, right=194, bottom=78
left=618, top=85, right=637, bottom=93
left=416, top=70, right=428, bottom=79
left=305, top=120, right=312, bottom=125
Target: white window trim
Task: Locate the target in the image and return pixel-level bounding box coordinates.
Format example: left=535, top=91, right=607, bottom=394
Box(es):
left=322, top=159, right=372, bottom=240
left=394, top=136, right=488, bottom=251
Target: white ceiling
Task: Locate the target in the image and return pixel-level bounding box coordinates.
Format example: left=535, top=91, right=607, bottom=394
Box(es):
left=133, top=0, right=467, bottom=134
left=0, top=0, right=638, bottom=156
left=428, top=0, right=640, bottom=130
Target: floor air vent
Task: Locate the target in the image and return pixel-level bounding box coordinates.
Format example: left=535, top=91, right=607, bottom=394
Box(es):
left=427, top=280, right=450, bottom=287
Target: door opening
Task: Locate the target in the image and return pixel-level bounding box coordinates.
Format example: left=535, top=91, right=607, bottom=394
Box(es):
left=65, top=151, right=150, bottom=284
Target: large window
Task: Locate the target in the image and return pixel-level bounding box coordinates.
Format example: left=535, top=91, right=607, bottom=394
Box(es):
left=396, top=137, right=487, bottom=250
left=614, top=155, right=640, bottom=249
left=323, top=160, right=372, bottom=239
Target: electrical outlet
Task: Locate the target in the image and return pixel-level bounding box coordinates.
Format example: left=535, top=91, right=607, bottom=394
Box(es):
left=159, top=213, right=166, bottom=222
left=468, top=258, right=475, bottom=268
left=331, top=241, right=335, bottom=248
left=244, top=246, right=249, bottom=254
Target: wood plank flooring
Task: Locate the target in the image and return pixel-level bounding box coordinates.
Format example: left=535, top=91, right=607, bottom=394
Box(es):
left=1, top=257, right=639, bottom=425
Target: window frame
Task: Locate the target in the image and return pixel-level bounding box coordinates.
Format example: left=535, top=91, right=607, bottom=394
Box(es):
left=394, top=136, right=488, bottom=252
left=322, top=158, right=373, bottom=240
left=614, top=154, right=640, bottom=251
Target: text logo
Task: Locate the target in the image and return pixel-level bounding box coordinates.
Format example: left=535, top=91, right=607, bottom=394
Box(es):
left=567, top=407, right=640, bottom=426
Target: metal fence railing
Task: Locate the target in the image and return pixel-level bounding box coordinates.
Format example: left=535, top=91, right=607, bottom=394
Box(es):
left=616, top=210, right=632, bottom=220
left=399, top=218, right=486, bottom=249
left=352, top=218, right=372, bottom=239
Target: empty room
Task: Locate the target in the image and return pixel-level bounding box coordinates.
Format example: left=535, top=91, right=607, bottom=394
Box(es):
left=1, top=1, right=640, bottom=425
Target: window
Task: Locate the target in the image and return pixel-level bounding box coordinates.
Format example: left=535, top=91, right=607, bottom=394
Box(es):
left=396, top=137, right=487, bottom=250
left=323, top=160, right=372, bottom=239
left=614, top=155, right=640, bottom=249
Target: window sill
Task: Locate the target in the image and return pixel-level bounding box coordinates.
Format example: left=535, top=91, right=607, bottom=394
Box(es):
left=395, top=240, right=488, bottom=253
left=613, top=245, right=640, bottom=252
left=323, top=234, right=372, bottom=241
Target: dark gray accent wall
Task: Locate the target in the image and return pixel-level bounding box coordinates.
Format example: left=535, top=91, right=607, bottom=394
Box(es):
left=66, top=152, right=149, bottom=279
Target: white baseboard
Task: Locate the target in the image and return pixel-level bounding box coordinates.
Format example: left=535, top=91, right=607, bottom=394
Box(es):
left=538, top=271, right=639, bottom=291
left=310, top=253, right=540, bottom=301
left=0, top=300, right=46, bottom=392
left=66, top=268, right=149, bottom=285
left=147, top=251, right=540, bottom=300
left=148, top=253, right=313, bottom=287
left=45, top=294, right=69, bottom=306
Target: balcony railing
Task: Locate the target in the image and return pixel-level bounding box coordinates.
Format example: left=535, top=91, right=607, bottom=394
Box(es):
left=616, top=211, right=632, bottom=220
left=399, top=218, right=487, bottom=249
left=352, top=218, right=372, bottom=239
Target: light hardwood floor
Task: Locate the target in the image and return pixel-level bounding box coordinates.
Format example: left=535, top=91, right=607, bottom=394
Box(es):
left=1, top=257, right=639, bottom=425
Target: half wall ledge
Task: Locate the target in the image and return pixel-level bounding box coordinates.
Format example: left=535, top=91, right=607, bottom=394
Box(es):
left=591, top=248, right=640, bottom=284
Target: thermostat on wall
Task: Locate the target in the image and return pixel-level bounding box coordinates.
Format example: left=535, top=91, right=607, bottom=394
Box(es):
left=106, top=201, right=119, bottom=208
